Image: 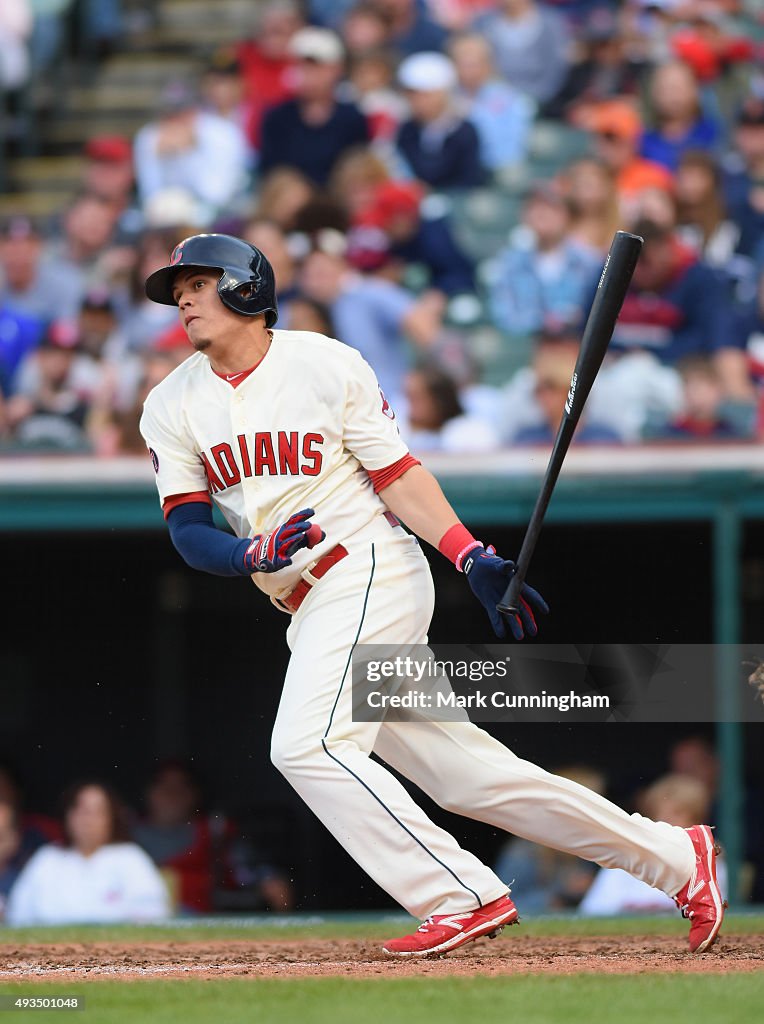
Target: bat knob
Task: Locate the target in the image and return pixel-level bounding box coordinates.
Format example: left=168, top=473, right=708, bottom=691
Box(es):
left=306, top=523, right=324, bottom=549
left=496, top=602, right=518, bottom=616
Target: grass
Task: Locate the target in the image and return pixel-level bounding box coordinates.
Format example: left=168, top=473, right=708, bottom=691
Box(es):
left=1, top=915, right=762, bottom=1023
left=0, top=976, right=762, bottom=1024
left=1, top=912, right=763, bottom=945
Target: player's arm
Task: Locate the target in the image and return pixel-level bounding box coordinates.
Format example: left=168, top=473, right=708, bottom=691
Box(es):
left=166, top=500, right=322, bottom=576
left=341, top=351, right=547, bottom=638
left=378, top=463, right=548, bottom=640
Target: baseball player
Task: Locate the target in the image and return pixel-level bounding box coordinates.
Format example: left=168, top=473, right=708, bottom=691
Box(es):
left=140, top=234, right=725, bottom=957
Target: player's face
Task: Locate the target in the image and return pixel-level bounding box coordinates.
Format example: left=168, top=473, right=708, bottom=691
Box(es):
left=172, top=268, right=238, bottom=352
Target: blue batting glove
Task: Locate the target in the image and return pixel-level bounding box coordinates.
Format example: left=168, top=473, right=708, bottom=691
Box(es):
left=243, top=508, right=324, bottom=573
left=463, top=544, right=549, bottom=640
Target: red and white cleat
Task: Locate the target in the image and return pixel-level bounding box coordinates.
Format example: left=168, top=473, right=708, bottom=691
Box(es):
left=382, top=893, right=518, bottom=958
left=674, top=825, right=727, bottom=953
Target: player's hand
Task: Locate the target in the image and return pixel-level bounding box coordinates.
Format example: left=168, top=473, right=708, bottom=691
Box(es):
left=243, top=508, right=325, bottom=574
left=463, top=545, right=548, bottom=640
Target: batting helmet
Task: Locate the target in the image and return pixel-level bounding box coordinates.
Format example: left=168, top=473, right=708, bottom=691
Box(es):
left=145, top=233, right=278, bottom=327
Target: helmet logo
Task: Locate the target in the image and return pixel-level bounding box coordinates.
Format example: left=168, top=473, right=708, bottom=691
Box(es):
left=169, top=241, right=186, bottom=266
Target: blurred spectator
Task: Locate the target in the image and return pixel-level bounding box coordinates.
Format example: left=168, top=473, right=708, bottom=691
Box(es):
left=82, top=135, right=134, bottom=208
left=722, top=91, right=764, bottom=260
left=0, top=762, right=60, bottom=845
left=133, top=81, right=248, bottom=214
left=669, top=735, right=719, bottom=797
left=200, top=49, right=256, bottom=167
left=118, top=230, right=185, bottom=353
left=236, top=1, right=302, bottom=148
left=0, top=801, right=23, bottom=918
left=376, top=0, right=448, bottom=56
left=5, top=321, right=92, bottom=450
left=494, top=766, right=604, bottom=912
left=133, top=762, right=292, bottom=914
left=546, top=7, right=642, bottom=122
left=640, top=61, right=719, bottom=173
left=300, top=234, right=447, bottom=406
left=561, top=157, right=620, bottom=254
left=488, top=183, right=600, bottom=336
left=474, top=0, right=571, bottom=105
left=6, top=781, right=170, bottom=925
left=0, top=302, right=44, bottom=397
left=0, top=1, right=31, bottom=93
left=588, top=100, right=674, bottom=220
left=329, top=148, right=392, bottom=220
left=612, top=221, right=749, bottom=402
left=580, top=773, right=723, bottom=915
left=402, top=364, right=499, bottom=452
left=259, top=27, right=369, bottom=186
left=0, top=215, right=82, bottom=324
left=47, top=192, right=123, bottom=291
left=675, top=150, right=756, bottom=307
left=243, top=219, right=299, bottom=324
left=254, top=167, right=317, bottom=231
left=341, top=3, right=391, bottom=57
left=450, top=33, right=535, bottom=172
left=655, top=355, right=752, bottom=440
left=512, top=340, right=622, bottom=444
left=396, top=51, right=486, bottom=189
left=355, top=179, right=475, bottom=294
left=286, top=295, right=335, bottom=335
left=101, top=347, right=186, bottom=456
left=344, top=48, right=408, bottom=141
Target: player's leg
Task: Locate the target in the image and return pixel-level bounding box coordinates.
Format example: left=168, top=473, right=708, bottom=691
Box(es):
left=269, top=533, right=507, bottom=921
left=373, top=717, right=695, bottom=896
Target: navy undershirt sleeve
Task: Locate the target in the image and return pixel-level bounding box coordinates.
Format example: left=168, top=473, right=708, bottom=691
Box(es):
left=167, top=501, right=252, bottom=577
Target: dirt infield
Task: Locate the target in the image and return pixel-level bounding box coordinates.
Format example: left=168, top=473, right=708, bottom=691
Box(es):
left=1, top=933, right=762, bottom=980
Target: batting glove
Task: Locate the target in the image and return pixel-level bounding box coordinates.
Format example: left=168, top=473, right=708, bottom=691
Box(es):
left=463, top=544, right=549, bottom=640
left=243, top=508, right=324, bottom=574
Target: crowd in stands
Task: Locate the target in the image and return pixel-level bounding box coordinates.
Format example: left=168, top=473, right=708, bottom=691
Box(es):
left=2, top=734, right=762, bottom=923
left=2, top=0, right=764, bottom=456
left=0, top=760, right=294, bottom=924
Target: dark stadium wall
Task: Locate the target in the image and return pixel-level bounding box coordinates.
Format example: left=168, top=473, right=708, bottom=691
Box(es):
left=1, top=523, right=761, bottom=911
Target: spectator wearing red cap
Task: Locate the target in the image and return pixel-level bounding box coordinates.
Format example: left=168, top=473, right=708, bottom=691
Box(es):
left=259, top=28, right=369, bottom=186
left=83, top=136, right=134, bottom=207
left=356, top=179, right=475, bottom=295
left=396, top=52, right=486, bottom=190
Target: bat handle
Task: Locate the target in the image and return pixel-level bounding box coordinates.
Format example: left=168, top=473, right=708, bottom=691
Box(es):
left=496, top=563, right=527, bottom=616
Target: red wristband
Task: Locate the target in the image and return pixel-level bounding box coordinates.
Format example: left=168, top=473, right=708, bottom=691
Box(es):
left=438, top=523, right=482, bottom=572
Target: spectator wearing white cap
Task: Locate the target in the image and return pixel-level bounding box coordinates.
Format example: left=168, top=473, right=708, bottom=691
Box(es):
left=259, top=27, right=370, bottom=186
left=396, top=52, right=486, bottom=190
left=474, top=0, right=570, bottom=106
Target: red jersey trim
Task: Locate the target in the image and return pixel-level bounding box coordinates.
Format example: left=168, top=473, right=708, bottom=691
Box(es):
left=367, top=453, right=420, bottom=493
left=163, top=491, right=213, bottom=519
left=212, top=349, right=268, bottom=388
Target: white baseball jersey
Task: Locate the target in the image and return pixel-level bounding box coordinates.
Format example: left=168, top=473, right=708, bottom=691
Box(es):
left=139, top=330, right=410, bottom=600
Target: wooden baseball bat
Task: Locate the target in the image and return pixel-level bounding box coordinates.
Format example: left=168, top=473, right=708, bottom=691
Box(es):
left=497, top=230, right=643, bottom=615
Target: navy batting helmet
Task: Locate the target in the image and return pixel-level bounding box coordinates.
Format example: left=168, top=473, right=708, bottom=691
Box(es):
left=145, top=233, right=278, bottom=327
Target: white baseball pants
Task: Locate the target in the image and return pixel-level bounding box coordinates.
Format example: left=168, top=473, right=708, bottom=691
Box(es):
left=270, top=524, right=695, bottom=919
